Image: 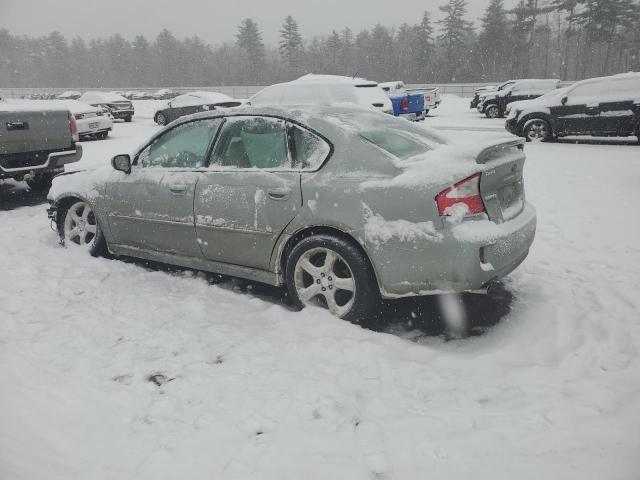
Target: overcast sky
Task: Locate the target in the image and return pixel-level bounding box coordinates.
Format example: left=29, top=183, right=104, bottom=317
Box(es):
left=0, top=0, right=517, bottom=45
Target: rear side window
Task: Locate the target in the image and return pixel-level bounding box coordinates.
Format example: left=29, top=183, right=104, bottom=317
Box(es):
left=212, top=116, right=290, bottom=169
left=360, top=129, right=432, bottom=160
left=289, top=124, right=330, bottom=170
left=567, top=77, right=640, bottom=105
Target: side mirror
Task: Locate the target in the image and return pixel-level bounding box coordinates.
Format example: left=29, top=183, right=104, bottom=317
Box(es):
left=561, top=96, right=568, bottom=106
left=111, top=154, right=131, bottom=174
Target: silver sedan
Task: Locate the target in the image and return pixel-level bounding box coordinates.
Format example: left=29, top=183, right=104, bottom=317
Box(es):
left=47, top=106, right=536, bottom=323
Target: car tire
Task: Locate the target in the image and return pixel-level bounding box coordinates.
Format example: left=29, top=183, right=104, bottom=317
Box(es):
left=97, top=131, right=108, bottom=140
left=485, top=105, right=500, bottom=118
left=124, top=116, right=132, bottom=123
left=156, top=112, right=167, bottom=126
left=286, top=235, right=380, bottom=324
left=424, top=109, right=430, bottom=116
left=60, top=200, right=106, bottom=257
left=523, top=118, right=552, bottom=142
left=26, top=172, right=54, bottom=192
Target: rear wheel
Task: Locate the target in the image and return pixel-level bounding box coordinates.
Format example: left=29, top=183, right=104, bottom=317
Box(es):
left=424, top=109, right=430, bottom=116
left=97, top=131, right=108, bottom=140
left=286, top=235, right=379, bottom=324
left=156, top=112, right=167, bottom=126
left=61, top=200, right=106, bottom=256
left=124, top=115, right=132, bottom=123
left=485, top=105, right=500, bottom=118
left=26, top=172, right=54, bottom=192
left=523, top=118, right=552, bottom=142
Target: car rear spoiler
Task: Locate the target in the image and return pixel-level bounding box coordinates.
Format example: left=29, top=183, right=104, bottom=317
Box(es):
left=476, top=139, right=525, bottom=164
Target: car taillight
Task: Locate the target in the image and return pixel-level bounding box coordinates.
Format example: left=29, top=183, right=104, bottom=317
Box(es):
left=96, top=110, right=103, bottom=116
left=425, top=95, right=431, bottom=102
left=400, top=97, right=409, bottom=112
left=435, top=173, right=486, bottom=217
left=69, top=113, right=79, bottom=142
left=74, top=113, right=84, bottom=120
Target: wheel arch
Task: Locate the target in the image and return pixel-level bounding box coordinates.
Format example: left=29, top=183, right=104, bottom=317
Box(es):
left=519, top=112, right=555, bottom=136
left=276, top=225, right=382, bottom=291
left=52, top=194, right=98, bottom=236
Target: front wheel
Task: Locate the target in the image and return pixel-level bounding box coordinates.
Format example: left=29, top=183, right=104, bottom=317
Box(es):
left=156, top=112, right=167, bottom=126
left=26, top=172, right=54, bottom=192
left=124, top=116, right=132, bottom=123
left=485, top=105, right=500, bottom=118
left=523, top=119, right=552, bottom=142
left=61, top=200, right=106, bottom=256
left=286, top=235, right=379, bottom=323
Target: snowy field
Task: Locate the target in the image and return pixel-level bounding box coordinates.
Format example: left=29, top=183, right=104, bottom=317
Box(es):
left=1, top=96, right=640, bottom=479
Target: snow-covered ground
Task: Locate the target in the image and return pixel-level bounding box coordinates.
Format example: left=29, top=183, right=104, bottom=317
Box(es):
left=1, top=98, right=640, bottom=479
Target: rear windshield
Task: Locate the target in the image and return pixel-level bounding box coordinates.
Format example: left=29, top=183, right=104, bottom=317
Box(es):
left=360, top=128, right=434, bottom=160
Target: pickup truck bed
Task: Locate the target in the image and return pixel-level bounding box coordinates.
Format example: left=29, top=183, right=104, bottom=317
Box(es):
left=0, top=103, right=82, bottom=190
left=389, top=92, right=426, bottom=120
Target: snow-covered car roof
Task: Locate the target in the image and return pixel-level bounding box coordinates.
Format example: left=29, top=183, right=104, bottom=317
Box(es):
left=42, top=100, right=101, bottom=114
left=172, top=91, right=235, bottom=105
left=78, top=91, right=129, bottom=103
left=249, top=79, right=391, bottom=111
left=58, top=91, right=81, bottom=98
left=295, top=74, right=379, bottom=87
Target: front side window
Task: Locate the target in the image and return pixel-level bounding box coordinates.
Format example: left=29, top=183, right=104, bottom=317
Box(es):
left=212, top=116, right=290, bottom=169
left=138, top=119, right=221, bottom=169
left=289, top=124, right=331, bottom=170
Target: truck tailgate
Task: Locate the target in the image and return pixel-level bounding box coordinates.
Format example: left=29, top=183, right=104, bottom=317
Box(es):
left=0, top=108, right=73, bottom=155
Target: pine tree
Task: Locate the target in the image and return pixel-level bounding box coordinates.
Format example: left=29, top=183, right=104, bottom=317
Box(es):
left=236, top=18, right=265, bottom=84
left=279, top=16, right=303, bottom=74
left=437, top=0, right=474, bottom=82
left=478, top=0, right=510, bottom=81
left=414, top=11, right=435, bottom=82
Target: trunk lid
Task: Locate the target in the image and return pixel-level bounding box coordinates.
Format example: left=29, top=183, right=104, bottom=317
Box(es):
left=476, top=140, right=526, bottom=223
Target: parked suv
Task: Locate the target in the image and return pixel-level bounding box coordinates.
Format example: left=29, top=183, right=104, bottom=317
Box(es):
left=506, top=73, right=640, bottom=142
left=475, top=80, right=516, bottom=112
left=480, top=79, right=561, bottom=118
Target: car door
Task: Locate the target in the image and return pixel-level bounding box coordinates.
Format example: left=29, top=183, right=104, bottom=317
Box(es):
left=194, top=116, right=323, bottom=271
left=105, top=118, right=222, bottom=256
left=596, top=78, right=638, bottom=136
left=551, top=83, right=596, bottom=135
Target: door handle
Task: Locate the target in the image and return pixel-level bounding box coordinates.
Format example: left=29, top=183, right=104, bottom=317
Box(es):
left=267, top=189, right=290, bottom=201
left=169, top=184, right=187, bottom=194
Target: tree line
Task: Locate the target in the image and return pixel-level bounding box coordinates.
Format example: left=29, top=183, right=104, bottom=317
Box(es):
left=1, top=0, right=638, bottom=88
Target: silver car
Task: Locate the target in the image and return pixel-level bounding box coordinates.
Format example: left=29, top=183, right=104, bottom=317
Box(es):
left=47, top=106, right=536, bottom=323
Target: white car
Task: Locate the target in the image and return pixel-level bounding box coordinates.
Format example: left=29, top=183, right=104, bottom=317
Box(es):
left=57, top=91, right=81, bottom=100
left=249, top=74, right=393, bottom=114
left=57, top=100, right=113, bottom=139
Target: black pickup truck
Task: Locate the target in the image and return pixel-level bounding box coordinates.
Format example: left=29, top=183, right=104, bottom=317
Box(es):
left=0, top=102, right=83, bottom=191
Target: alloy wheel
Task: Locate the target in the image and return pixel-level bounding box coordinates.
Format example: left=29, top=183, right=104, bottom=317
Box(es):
left=293, top=247, right=356, bottom=317
left=64, top=201, right=98, bottom=247
left=526, top=120, right=549, bottom=142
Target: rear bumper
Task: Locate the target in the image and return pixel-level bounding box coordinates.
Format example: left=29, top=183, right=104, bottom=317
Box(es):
left=399, top=111, right=425, bottom=121
left=111, top=110, right=134, bottom=119
left=370, top=203, right=537, bottom=298
left=0, top=144, right=82, bottom=178
left=78, top=117, right=113, bottom=136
